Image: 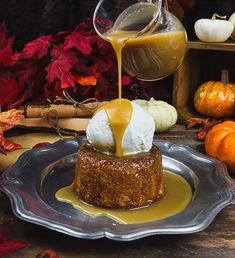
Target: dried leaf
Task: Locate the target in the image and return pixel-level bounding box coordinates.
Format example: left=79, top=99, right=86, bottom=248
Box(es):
left=0, top=109, right=23, bottom=131
left=61, top=74, right=99, bottom=89
left=0, top=109, right=23, bottom=154
left=0, top=142, right=6, bottom=155
left=186, top=117, right=210, bottom=129
left=195, top=143, right=205, bottom=154
left=36, top=249, right=59, bottom=258
left=3, top=139, right=22, bottom=152
left=197, top=120, right=222, bottom=141
left=0, top=228, right=28, bottom=257
left=77, top=75, right=98, bottom=86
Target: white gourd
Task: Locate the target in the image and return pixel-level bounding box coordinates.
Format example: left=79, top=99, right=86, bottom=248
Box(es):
left=194, top=13, right=234, bottom=43
left=132, top=98, right=178, bottom=132
left=229, top=13, right=235, bottom=39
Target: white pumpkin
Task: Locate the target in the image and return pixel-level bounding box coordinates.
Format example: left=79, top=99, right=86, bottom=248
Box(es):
left=194, top=14, right=234, bottom=42
left=132, top=98, right=178, bottom=132
left=229, top=12, right=235, bottom=39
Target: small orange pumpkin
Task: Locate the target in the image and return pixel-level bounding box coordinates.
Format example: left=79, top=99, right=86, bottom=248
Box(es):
left=194, top=70, right=235, bottom=118
left=205, top=120, right=235, bottom=173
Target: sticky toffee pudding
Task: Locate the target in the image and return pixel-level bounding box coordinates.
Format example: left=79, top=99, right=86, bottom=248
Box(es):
left=74, top=142, right=165, bottom=209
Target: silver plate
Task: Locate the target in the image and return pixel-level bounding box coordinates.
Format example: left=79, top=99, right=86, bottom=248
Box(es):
left=0, top=138, right=234, bottom=241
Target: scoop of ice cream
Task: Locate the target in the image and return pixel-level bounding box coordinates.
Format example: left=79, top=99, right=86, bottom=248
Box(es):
left=86, top=102, right=155, bottom=155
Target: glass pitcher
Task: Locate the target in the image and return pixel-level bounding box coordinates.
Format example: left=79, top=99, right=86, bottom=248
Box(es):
left=93, top=0, right=187, bottom=81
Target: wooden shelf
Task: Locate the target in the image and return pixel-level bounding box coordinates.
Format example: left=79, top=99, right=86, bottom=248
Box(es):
left=187, top=40, right=235, bottom=51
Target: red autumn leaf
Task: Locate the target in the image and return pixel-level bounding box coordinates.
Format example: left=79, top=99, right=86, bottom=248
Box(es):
left=6, top=67, right=47, bottom=110
left=0, top=69, right=12, bottom=81
left=12, top=60, right=37, bottom=81
left=45, top=45, right=78, bottom=87
left=75, top=18, right=94, bottom=35
left=36, top=248, right=59, bottom=258
left=0, top=79, right=25, bottom=107
left=91, top=36, right=113, bottom=56
left=92, top=57, right=113, bottom=74
left=80, top=85, right=94, bottom=96
left=44, top=81, right=64, bottom=100
left=111, top=74, right=133, bottom=90
left=94, top=90, right=101, bottom=99
left=0, top=44, right=13, bottom=67
left=0, top=19, right=138, bottom=107
left=6, top=61, right=47, bottom=109
left=122, top=75, right=133, bottom=86
left=95, top=76, right=116, bottom=99
left=33, top=142, right=51, bottom=149
left=63, top=31, right=92, bottom=55
left=73, top=60, right=93, bottom=77
left=15, top=35, right=52, bottom=60
left=0, top=228, right=28, bottom=257
left=2, top=139, right=22, bottom=152
left=53, top=31, right=70, bottom=44
left=0, top=22, right=14, bottom=66
left=0, top=64, right=42, bottom=109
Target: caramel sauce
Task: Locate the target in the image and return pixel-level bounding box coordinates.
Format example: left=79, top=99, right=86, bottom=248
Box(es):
left=95, top=31, right=134, bottom=157
left=106, top=30, right=187, bottom=82
left=122, top=31, right=187, bottom=80
left=56, top=171, right=192, bottom=224
left=96, top=99, right=132, bottom=156
left=106, top=31, right=134, bottom=99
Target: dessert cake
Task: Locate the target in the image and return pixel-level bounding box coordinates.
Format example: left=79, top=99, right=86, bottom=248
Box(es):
left=74, top=142, right=164, bottom=209
left=73, top=98, right=165, bottom=209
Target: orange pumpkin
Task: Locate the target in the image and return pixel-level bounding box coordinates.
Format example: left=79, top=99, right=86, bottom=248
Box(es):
left=205, top=121, right=235, bottom=173
left=194, top=70, right=235, bottom=118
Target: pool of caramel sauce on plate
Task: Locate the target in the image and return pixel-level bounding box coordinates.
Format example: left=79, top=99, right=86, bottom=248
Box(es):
left=56, top=171, right=192, bottom=224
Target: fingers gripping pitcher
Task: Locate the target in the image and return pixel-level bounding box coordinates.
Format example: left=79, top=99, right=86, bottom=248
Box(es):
left=93, top=0, right=187, bottom=82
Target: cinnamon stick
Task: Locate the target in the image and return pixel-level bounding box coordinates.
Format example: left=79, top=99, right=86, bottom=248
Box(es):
left=24, top=102, right=108, bottom=118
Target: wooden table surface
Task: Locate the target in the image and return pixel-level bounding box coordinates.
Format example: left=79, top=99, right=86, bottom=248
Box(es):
left=1, top=125, right=235, bottom=258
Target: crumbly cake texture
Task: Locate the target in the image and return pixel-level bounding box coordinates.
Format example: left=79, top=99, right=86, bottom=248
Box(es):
left=74, top=142, right=165, bottom=209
